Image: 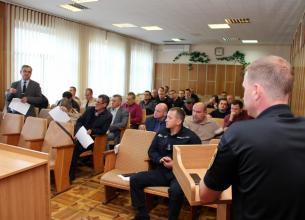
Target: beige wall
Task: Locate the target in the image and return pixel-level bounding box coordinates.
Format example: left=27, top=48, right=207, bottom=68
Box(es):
left=156, top=44, right=290, bottom=64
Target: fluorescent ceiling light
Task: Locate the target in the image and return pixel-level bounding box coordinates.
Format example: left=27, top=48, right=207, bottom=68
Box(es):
left=242, top=40, right=258, bottom=44
left=60, top=4, right=82, bottom=12
left=141, top=26, right=163, bottom=31
left=72, top=0, right=98, bottom=3
left=172, top=38, right=182, bottom=42
left=208, top=24, right=230, bottom=29
left=112, top=23, right=138, bottom=28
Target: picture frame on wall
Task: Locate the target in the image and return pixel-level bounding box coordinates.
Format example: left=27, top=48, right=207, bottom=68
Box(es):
left=215, top=47, right=224, bottom=56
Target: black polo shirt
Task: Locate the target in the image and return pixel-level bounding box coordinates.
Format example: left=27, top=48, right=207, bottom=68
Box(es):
left=148, top=126, right=201, bottom=178
left=204, top=104, right=305, bottom=220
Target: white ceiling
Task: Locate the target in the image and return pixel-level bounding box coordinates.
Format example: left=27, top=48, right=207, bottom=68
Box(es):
left=4, top=0, right=305, bottom=45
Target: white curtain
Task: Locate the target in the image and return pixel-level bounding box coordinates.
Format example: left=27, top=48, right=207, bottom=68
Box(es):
left=87, top=32, right=127, bottom=96
left=129, top=40, right=154, bottom=94
left=11, top=6, right=80, bottom=104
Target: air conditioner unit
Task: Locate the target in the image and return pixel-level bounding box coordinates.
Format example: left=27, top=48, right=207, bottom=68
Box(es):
left=162, top=44, right=191, bottom=53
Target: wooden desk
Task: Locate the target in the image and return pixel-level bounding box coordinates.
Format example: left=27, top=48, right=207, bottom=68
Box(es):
left=173, top=144, right=232, bottom=220
left=0, top=144, right=50, bottom=220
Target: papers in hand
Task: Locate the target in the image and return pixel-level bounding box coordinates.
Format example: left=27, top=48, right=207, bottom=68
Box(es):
left=49, top=106, right=71, bottom=123
left=8, top=98, right=30, bottom=115
left=75, top=126, right=94, bottom=149
left=118, top=173, right=135, bottom=181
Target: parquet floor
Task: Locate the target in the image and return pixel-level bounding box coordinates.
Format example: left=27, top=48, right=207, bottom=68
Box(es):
left=51, top=163, right=216, bottom=220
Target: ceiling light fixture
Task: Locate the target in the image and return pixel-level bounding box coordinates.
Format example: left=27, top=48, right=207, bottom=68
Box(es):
left=141, top=26, right=163, bottom=31
left=72, top=0, right=98, bottom=3
left=242, top=40, right=258, bottom=44
left=208, top=24, right=230, bottom=29
left=172, top=38, right=182, bottom=42
left=222, top=37, right=240, bottom=41
left=225, top=18, right=250, bottom=24
left=112, top=23, right=138, bottom=28
left=60, top=4, right=82, bottom=12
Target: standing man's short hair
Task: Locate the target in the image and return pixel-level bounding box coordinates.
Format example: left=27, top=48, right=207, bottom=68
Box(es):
left=169, top=107, right=186, bottom=123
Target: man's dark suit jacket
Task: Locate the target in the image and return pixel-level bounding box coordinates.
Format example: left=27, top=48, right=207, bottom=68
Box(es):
left=145, top=116, right=166, bottom=133
left=107, top=107, right=129, bottom=144
left=6, top=79, right=42, bottom=116
left=75, top=106, right=112, bottom=136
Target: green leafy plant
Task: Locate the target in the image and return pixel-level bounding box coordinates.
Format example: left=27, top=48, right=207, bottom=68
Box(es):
left=216, top=51, right=250, bottom=72
left=173, top=51, right=210, bottom=70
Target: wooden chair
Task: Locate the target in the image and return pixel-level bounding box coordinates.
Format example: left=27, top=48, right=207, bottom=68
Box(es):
left=209, top=139, right=220, bottom=144
left=141, top=109, right=147, bottom=124
left=173, top=144, right=232, bottom=220
left=207, top=108, right=215, bottom=114
left=100, top=129, right=156, bottom=203
left=79, top=134, right=108, bottom=174
left=18, top=117, right=48, bottom=151
left=38, top=108, right=52, bottom=124
left=0, top=113, right=24, bottom=145
left=41, top=121, right=75, bottom=193
left=209, top=118, right=224, bottom=128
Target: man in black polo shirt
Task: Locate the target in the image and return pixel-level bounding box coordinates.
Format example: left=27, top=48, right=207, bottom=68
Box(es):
left=69, top=94, right=112, bottom=181
left=199, top=56, right=305, bottom=219
left=130, top=107, right=201, bottom=220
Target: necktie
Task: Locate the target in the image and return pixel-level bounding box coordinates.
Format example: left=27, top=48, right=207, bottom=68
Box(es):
left=85, top=100, right=89, bottom=109
left=22, top=81, right=27, bottom=93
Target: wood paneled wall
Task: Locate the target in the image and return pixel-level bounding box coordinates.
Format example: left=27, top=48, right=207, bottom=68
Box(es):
left=155, top=63, right=244, bottom=97
left=0, top=2, right=5, bottom=110
left=290, top=11, right=305, bottom=116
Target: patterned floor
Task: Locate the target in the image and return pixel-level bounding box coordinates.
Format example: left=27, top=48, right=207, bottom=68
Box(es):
left=51, top=163, right=216, bottom=220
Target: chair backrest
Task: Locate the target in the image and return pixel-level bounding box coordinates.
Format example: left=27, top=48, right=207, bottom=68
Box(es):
left=141, top=109, right=147, bottom=124
left=0, top=113, right=24, bottom=135
left=42, top=121, right=74, bottom=161
left=38, top=108, right=53, bottom=124
left=209, top=139, right=220, bottom=144
left=174, top=144, right=217, bottom=169
left=115, top=129, right=156, bottom=172
left=207, top=108, right=214, bottom=114
left=18, top=117, right=48, bottom=149
left=209, top=118, right=224, bottom=128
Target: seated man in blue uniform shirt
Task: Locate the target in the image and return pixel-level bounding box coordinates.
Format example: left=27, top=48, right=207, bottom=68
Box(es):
left=130, top=107, right=201, bottom=220
left=200, top=56, right=305, bottom=220
left=139, top=103, right=167, bottom=133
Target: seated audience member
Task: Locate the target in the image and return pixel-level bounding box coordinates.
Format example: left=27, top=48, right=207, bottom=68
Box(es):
left=57, top=91, right=80, bottom=112
left=224, top=99, right=253, bottom=128
left=69, top=95, right=112, bottom=181
left=139, top=91, right=156, bottom=115
left=178, top=90, right=185, bottom=101
left=168, top=90, right=183, bottom=108
left=210, top=98, right=230, bottom=118
left=151, top=88, right=158, bottom=100
left=82, top=88, right=96, bottom=110
left=155, top=87, right=173, bottom=110
left=69, top=86, right=81, bottom=106
left=107, top=94, right=129, bottom=145
left=190, top=88, right=200, bottom=103
left=58, top=97, right=81, bottom=124
left=6, top=64, right=43, bottom=117
left=182, top=98, right=193, bottom=115
left=184, top=102, right=221, bottom=143
left=139, top=103, right=167, bottom=132
left=226, top=94, right=234, bottom=106
left=130, top=107, right=201, bottom=220
left=185, top=89, right=194, bottom=103
left=123, top=92, right=142, bottom=129
left=220, top=91, right=227, bottom=99
left=205, top=95, right=219, bottom=109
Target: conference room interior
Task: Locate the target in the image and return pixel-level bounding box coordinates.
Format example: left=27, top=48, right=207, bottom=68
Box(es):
left=1, top=0, right=305, bottom=219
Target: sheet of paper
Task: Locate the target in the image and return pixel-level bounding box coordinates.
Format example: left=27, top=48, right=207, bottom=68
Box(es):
left=48, top=106, right=70, bottom=123
left=8, top=98, right=30, bottom=115
left=75, top=126, right=94, bottom=149
left=118, top=175, right=130, bottom=181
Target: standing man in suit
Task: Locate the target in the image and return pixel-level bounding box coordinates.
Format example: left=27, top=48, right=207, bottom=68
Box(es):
left=107, top=94, right=129, bottom=145
left=6, top=65, right=42, bottom=116
left=69, top=94, right=112, bottom=181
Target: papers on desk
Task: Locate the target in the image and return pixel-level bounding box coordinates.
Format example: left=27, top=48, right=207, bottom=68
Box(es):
left=75, top=126, right=94, bottom=149
left=8, top=98, right=30, bottom=115
left=49, top=106, right=70, bottom=123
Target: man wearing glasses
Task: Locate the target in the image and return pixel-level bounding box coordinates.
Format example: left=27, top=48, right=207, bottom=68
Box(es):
left=69, top=94, right=112, bottom=181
